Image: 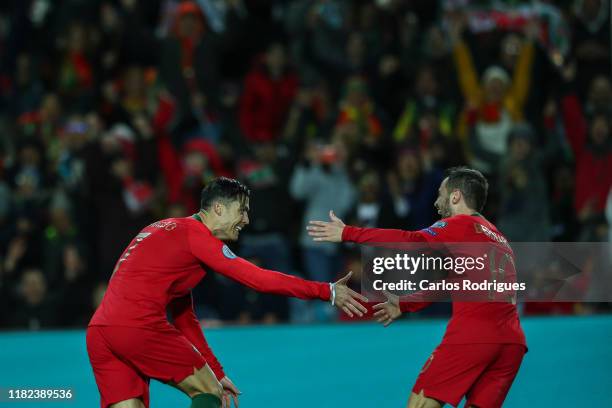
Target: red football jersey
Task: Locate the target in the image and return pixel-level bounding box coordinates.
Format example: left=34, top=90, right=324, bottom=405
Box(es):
left=342, top=214, right=526, bottom=346
left=90, top=217, right=331, bottom=378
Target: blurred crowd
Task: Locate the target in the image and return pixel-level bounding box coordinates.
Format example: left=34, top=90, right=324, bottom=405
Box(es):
left=0, top=0, right=610, bottom=330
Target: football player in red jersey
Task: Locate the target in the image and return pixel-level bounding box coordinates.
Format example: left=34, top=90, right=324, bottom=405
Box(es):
left=307, top=167, right=526, bottom=408
left=87, top=177, right=367, bottom=408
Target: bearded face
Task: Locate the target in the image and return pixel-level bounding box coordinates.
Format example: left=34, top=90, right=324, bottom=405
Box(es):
left=434, top=178, right=453, bottom=218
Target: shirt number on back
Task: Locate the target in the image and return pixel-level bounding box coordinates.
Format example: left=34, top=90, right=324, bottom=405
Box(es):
left=111, top=232, right=151, bottom=276
left=487, top=249, right=517, bottom=304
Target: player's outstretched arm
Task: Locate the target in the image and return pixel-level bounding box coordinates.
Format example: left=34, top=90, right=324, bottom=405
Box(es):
left=307, top=210, right=428, bottom=244
left=188, top=227, right=368, bottom=317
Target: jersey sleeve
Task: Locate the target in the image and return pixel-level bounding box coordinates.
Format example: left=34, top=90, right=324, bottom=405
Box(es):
left=168, top=293, right=225, bottom=380
left=342, top=226, right=430, bottom=243
left=342, top=218, right=464, bottom=244
left=188, top=228, right=331, bottom=301
left=343, top=223, right=458, bottom=312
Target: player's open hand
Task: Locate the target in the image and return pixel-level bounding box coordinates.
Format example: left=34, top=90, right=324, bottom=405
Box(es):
left=332, top=271, right=368, bottom=318
left=220, top=376, right=241, bottom=408
left=373, top=291, right=402, bottom=327
left=307, top=210, right=345, bottom=242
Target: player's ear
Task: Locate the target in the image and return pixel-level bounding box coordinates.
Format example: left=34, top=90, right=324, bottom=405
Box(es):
left=451, top=190, right=461, bottom=204
left=213, top=201, right=223, bottom=216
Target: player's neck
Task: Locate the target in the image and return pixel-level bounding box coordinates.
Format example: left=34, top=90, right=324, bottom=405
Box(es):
left=451, top=205, right=475, bottom=217
left=194, top=211, right=217, bottom=233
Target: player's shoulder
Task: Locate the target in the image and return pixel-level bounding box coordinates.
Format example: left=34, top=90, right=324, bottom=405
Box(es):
left=443, top=214, right=502, bottom=234
left=143, top=217, right=205, bottom=234
left=175, top=216, right=218, bottom=242
left=446, top=214, right=495, bottom=228
left=432, top=214, right=474, bottom=230
left=420, top=216, right=464, bottom=239
left=454, top=214, right=510, bottom=245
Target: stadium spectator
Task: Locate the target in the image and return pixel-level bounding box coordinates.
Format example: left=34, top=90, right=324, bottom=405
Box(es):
left=4, top=53, right=44, bottom=117
left=386, top=148, right=444, bottom=230
left=497, top=121, right=564, bottom=241
left=392, top=64, right=457, bottom=147
left=570, top=0, right=611, bottom=98
left=561, top=96, right=612, bottom=225
left=550, top=164, right=580, bottom=241
left=239, top=42, right=298, bottom=142
left=585, top=75, right=612, bottom=117
left=57, top=22, right=96, bottom=111
left=9, top=268, right=59, bottom=330
left=333, top=76, right=390, bottom=174
left=42, top=194, right=80, bottom=288
left=451, top=17, right=535, bottom=175
left=57, top=244, right=93, bottom=327
left=159, top=1, right=219, bottom=119
left=290, top=140, right=355, bottom=321
left=346, top=171, right=401, bottom=229
left=282, top=77, right=336, bottom=151
left=84, top=124, right=155, bottom=278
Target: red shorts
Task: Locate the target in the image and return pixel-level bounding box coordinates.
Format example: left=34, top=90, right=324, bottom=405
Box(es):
left=86, top=325, right=207, bottom=408
left=412, top=343, right=526, bottom=408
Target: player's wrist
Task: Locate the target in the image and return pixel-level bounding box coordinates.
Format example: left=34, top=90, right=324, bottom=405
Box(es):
left=329, top=283, right=336, bottom=305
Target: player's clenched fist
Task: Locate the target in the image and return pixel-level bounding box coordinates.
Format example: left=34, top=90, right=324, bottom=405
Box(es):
left=331, top=271, right=368, bottom=318
left=373, top=292, right=402, bottom=327
left=307, top=210, right=345, bottom=242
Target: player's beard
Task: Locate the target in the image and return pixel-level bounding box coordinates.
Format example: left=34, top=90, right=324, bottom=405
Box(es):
left=438, top=197, right=452, bottom=218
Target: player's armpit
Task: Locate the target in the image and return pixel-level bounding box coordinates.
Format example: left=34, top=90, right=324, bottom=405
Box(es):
left=168, top=293, right=225, bottom=380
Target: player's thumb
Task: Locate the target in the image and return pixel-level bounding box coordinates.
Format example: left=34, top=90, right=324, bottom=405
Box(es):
left=329, top=210, right=339, bottom=222
left=383, top=290, right=399, bottom=305
left=336, top=270, right=353, bottom=285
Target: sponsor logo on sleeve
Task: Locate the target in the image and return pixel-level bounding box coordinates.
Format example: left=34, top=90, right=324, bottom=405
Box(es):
left=422, top=227, right=437, bottom=236
left=222, top=245, right=237, bottom=259
left=421, top=221, right=447, bottom=236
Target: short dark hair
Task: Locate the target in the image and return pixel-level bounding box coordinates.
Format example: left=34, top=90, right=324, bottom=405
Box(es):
left=200, top=177, right=250, bottom=211
left=445, top=167, right=488, bottom=212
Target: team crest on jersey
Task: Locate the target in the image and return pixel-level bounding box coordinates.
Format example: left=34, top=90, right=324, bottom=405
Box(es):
left=222, top=245, right=237, bottom=259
